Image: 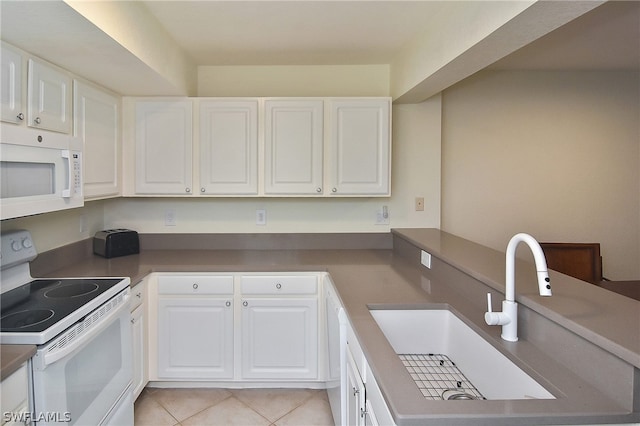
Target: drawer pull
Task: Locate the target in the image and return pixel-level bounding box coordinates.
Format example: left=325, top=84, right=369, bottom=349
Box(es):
left=275, top=283, right=282, bottom=289
left=193, top=283, right=199, bottom=290
left=226, top=301, right=231, bottom=307
left=243, top=301, right=248, bottom=307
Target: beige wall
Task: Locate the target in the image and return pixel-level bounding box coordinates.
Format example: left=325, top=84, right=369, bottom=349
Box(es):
left=0, top=202, right=107, bottom=254
left=441, top=70, right=640, bottom=280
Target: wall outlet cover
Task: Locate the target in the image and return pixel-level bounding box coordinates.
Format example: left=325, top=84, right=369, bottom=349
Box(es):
left=421, top=250, right=432, bottom=268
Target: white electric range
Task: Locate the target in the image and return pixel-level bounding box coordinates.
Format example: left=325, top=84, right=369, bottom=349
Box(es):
left=0, top=230, right=133, bottom=426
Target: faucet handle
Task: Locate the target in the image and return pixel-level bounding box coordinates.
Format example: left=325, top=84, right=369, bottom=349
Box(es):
left=484, top=293, right=511, bottom=326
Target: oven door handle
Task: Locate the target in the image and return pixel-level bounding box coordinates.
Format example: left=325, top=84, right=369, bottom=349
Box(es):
left=41, top=296, right=129, bottom=367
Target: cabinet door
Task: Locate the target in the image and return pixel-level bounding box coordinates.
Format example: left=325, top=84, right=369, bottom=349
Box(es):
left=158, top=297, right=233, bottom=379
left=135, top=100, right=193, bottom=194
left=74, top=81, right=120, bottom=198
left=199, top=100, right=258, bottom=195
left=346, top=349, right=366, bottom=426
left=131, top=304, right=146, bottom=399
left=328, top=99, right=391, bottom=195
left=1, top=43, right=24, bottom=124
left=241, top=298, right=318, bottom=379
left=264, top=100, right=323, bottom=195
left=27, top=59, right=71, bottom=133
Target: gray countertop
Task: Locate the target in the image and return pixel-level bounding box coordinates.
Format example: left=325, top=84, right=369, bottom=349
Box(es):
left=11, top=229, right=639, bottom=425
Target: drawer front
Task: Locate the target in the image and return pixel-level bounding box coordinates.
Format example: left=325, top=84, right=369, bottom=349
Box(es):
left=158, top=275, right=234, bottom=295
left=130, top=280, right=146, bottom=311
left=241, top=275, right=317, bottom=295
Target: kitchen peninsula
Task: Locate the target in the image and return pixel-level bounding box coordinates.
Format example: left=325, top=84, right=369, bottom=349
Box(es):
left=11, top=229, right=640, bottom=425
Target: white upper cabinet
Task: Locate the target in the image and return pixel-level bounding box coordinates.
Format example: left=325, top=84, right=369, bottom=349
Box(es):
left=1, top=43, right=25, bottom=124
left=199, top=99, right=258, bottom=195
left=74, top=81, right=121, bottom=199
left=127, top=97, right=390, bottom=197
left=328, top=99, right=391, bottom=196
left=135, top=100, right=193, bottom=195
left=27, top=59, right=72, bottom=133
left=264, top=99, right=324, bottom=195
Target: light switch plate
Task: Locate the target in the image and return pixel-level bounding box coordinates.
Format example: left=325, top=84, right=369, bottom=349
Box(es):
left=421, top=250, right=432, bottom=268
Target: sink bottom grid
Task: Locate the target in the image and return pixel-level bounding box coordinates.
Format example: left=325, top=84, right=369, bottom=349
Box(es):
left=398, top=353, right=485, bottom=400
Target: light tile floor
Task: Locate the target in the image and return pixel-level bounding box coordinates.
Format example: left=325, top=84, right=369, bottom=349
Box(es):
left=134, top=387, right=335, bottom=426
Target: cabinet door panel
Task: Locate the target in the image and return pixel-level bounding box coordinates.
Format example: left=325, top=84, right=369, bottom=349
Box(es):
left=158, top=297, right=233, bottom=379
left=265, top=100, right=323, bottom=195
left=241, top=298, right=318, bottom=379
left=135, top=101, right=192, bottom=194
left=1, top=43, right=24, bottom=124
left=199, top=100, right=258, bottom=195
left=131, top=304, right=146, bottom=398
left=74, top=81, right=120, bottom=198
left=27, top=59, right=71, bottom=133
left=329, top=99, right=390, bottom=195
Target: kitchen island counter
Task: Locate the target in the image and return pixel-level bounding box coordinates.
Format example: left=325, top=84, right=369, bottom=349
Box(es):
left=15, top=229, right=639, bottom=425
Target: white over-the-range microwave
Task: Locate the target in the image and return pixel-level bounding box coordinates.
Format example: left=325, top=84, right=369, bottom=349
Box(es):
left=0, top=123, right=83, bottom=220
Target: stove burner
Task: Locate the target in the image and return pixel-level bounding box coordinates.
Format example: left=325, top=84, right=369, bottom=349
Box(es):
left=44, top=282, right=99, bottom=298
left=1, top=309, right=55, bottom=329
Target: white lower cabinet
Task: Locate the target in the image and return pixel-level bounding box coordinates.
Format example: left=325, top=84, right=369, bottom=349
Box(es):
left=130, top=279, right=148, bottom=399
left=158, top=297, right=234, bottom=379
left=344, top=304, right=396, bottom=426
left=241, top=297, right=318, bottom=380
left=0, top=363, right=30, bottom=426
left=153, top=273, right=318, bottom=383
left=346, top=346, right=366, bottom=426
left=156, top=275, right=234, bottom=379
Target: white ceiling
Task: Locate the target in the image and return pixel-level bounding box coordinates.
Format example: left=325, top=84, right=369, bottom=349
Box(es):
left=141, top=1, right=444, bottom=66
left=141, top=0, right=639, bottom=70
left=0, top=1, right=637, bottom=97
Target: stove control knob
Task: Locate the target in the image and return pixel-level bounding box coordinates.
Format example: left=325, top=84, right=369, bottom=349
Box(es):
left=21, top=238, right=33, bottom=249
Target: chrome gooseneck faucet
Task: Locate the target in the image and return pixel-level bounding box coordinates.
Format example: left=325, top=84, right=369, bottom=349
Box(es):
left=485, top=233, right=552, bottom=342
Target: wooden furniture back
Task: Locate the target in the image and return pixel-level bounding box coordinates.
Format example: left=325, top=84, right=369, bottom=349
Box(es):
left=540, top=243, right=602, bottom=284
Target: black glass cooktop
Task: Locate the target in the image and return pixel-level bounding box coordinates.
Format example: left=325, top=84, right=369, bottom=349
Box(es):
left=1, top=278, right=124, bottom=333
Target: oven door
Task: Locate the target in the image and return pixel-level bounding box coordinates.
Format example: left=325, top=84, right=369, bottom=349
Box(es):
left=31, top=289, right=132, bottom=426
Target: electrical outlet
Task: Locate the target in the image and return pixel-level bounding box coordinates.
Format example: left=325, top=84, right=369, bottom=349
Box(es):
left=415, top=197, right=425, bottom=211
left=421, top=250, right=432, bottom=268
left=165, top=210, right=176, bottom=226
left=256, top=209, right=266, bottom=225
left=375, top=206, right=390, bottom=225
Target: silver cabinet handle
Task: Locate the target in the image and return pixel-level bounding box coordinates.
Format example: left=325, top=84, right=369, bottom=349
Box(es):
left=201, top=188, right=206, bottom=193
left=136, top=292, right=142, bottom=299
left=316, top=187, right=322, bottom=193
left=243, top=301, right=248, bottom=307
left=226, top=301, right=231, bottom=307
left=192, top=283, right=198, bottom=290
left=34, top=117, right=41, bottom=125
left=186, top=187, right=191, bottom=193
left=16, top=112, right=24, bottom=121
left=275, top=283, right=282, bottom=289
left=131, top=318, right=136, bottom=325
left=332, top=187, right=337, bottom=193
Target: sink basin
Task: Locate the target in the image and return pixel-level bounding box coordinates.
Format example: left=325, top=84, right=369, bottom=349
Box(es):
left=369, top=308, right=555, bottom=400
